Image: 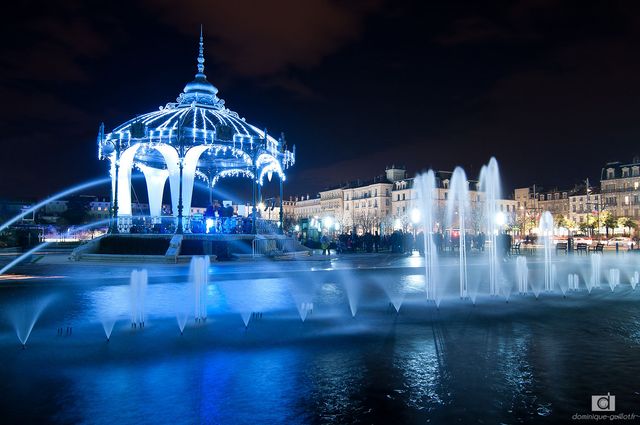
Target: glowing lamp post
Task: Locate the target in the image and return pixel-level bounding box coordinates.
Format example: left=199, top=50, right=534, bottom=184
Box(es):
left=410, top=208, right=421, bottom=237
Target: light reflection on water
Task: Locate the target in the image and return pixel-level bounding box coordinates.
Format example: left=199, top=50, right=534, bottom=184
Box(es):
left=0, top=265, right=639, bottom=424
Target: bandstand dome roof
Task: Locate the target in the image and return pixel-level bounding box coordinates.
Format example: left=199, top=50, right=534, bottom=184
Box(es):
left=97, top=28, right=295, bottom=184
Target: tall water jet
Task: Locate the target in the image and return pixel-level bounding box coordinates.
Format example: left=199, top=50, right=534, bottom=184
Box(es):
left=568, top=273, right=580, bottom=291
left=0, top=177, right=112, bottom=233
left=631, top=271, right=639, bottom=290
left=190, top=256, right=210, bottom=322
left=129, top=269, right=148, bottom=327
left=344, top=279, right=360, bottom=317
left=7, top=296, right=53, bottom=348
left=447, top=167, right=471, bottom=299
left=296, top=302, right=314, bottom=322
left=479, top=157, right=502, bottom=296
left=608, top=268, right=620, bottom=292
left=516, top=256, right=528, bottom=294
left=1, top=218, right=111, bottom=275
left=101, top=317, right=117, bottom=341
left=176, top=311, right=188, bottom=335
left=415, top=170, right=439, bottom=304
left=288, top=280, right=316, bottom=322
left=380, top=280, right=405, bottom=313
left=589, top=254, right=602, bottom=292
left=539, top=211, right=555, bottom=292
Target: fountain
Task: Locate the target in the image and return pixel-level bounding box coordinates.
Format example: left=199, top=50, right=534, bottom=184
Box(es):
left=129, top=269, right=148, bottom=328
left=631, top=271, right=639, bottom=290
left=539, top=212, right=555, bottom=292
left=7, top=296, right=53, bottom=348
left=608, top=268, right=620, bottom=292
left=479, top=157, right=502, bottom=297
left=101, top=317, right=117, bottom=341
left=516, top=256, right=528, bottom=295
left=190, top=256, right=210, bottom=322
left=289, top=280, right=316, bottom=322
left=380, top=280, right=405, bottom=313
left=568, top=273, right=580, bottom=291
left=415, top=170, right=440, bottom=305
left=296, top=302, right=314, bottom=322
left=0, top=177, right=112, bottom=233
left=344, top=278, right=360, bottom=317
left=446, top=167, right=471, bottom=299
left=588, top=253, right=602, bottom=293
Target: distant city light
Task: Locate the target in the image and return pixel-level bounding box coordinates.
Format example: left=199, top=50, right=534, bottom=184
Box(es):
left=410, top=208, right=421, bottom=224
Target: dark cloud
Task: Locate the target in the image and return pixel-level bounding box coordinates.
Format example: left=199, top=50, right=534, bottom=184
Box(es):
left=1, top=0, right=640, bottom=199
left=147, top=0, right=383, bottom=77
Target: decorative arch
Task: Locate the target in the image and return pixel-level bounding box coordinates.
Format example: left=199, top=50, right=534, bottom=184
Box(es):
left=256, top=153, right=285, bottom=185
left=211, top=169, right=255, bottom=188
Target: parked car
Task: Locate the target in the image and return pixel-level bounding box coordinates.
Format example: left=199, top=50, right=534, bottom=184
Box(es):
left=606, top=236, right=633, bottom=247
left=552, top=236, right=568, bottom=245
left=572, top=235, right=593, bottom=246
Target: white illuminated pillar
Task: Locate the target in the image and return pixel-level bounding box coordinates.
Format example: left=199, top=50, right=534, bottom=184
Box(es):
left=117, top=145, right=142, bottom=217
left=139, top=165, right=169, bottom=222
left=152, top=144, right=181, bottom=217
left=181, top=146, right=209, bottom=227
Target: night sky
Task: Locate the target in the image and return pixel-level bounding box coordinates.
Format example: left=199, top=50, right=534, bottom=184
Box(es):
left=2, top=0, right=640, bottom=201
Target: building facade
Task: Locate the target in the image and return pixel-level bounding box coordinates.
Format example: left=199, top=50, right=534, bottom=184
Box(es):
left=601, top=159, right=640, bottom=220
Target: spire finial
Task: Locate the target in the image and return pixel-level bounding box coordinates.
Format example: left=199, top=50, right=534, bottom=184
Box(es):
left=197, top=24, right=205, bottom=76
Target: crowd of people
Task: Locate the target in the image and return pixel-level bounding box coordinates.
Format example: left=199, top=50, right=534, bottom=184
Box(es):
left=314, top=230, right=514, bottom=257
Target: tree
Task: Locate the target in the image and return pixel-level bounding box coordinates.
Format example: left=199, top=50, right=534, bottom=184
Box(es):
left=580, top=214, right=598, bottom=236
left=618, top=217, right=637, bottom=236
left=554, top=213, right=567, bottom=230
left=564, top=218, right=577, bottom=231
left=601, top=211, right=616, bottom=238
left=355, top=209, right=379, bottom=234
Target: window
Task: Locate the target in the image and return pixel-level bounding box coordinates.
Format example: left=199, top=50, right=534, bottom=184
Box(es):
left=633, top=167, right=640, bottom=177
left=402, top=193, right=406, bottom=201
left=622, top=168, right=630, bottom=178
left=607, top=168, right=615, bottom=179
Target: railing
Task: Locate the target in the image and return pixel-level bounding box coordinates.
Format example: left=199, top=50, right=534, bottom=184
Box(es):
left=115, top=215, right=278, bottom=235
left=252, top=237, right=299, bottom=257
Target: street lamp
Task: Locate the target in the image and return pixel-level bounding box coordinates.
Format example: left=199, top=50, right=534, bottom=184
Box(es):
left=410, top=208, right=421, bottom=225
left=495, top=211, right=506, bottom=226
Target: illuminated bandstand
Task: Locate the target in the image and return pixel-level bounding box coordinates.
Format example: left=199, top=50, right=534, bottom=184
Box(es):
left=97, top=30, right=295, bottom=234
